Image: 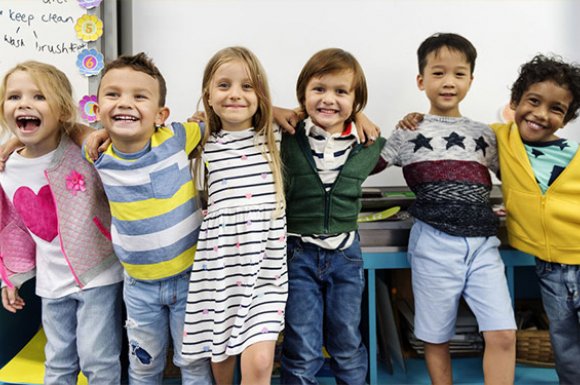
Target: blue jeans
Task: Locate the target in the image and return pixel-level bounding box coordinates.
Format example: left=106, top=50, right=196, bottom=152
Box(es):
left=42, top=282, right=123, bottom=385
left=281, top=236, right=368, bottom=385
left=535, top=259, right=580, bottom=385
left=123, top=270, right=212, bottom=385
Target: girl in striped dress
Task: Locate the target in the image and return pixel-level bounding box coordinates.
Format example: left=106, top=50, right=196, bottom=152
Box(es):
left=182, top=47, right=286, bottom=385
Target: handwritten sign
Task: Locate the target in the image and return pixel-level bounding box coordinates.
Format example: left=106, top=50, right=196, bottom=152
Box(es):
left=0, top=0, right=90, bottom=104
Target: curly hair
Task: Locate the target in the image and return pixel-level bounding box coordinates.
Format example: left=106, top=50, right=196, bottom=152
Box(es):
left=510, top=54, right=580, bottom=123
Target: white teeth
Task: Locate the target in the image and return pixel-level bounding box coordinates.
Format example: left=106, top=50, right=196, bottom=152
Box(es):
left=113, top=115, right=137, bottom=121
left=527, top=120, right=544, bottom=130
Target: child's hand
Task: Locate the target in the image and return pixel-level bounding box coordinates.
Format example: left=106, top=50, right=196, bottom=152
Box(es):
left=188, top=111, right=206, bottom=124
left=85, top=130, right=111, bottom=161
left=354, top=112, right=381, bottom=145
left=1, top=286, right=25, bottom=313
left=0, top=137, right=23, bottom=172
left=397, top=112, right=424, bottom=130
left=273, top=106, right=303, bottom=135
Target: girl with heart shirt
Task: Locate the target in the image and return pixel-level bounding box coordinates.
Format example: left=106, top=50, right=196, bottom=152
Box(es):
left=0, top=61, right=124, bottom=385
left=180, top=47, right=287, bottom=385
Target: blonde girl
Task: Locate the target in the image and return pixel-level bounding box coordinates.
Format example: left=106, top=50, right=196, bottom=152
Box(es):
left=0, top=61, right=123, bottom=385
left=181, top=47, right=286, bottom=385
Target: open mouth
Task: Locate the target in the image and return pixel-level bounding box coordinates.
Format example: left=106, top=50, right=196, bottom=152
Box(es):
left=16, top=116, right=41, bottom=132
left=113, top=114, right=138, bottom=122
left=318, top=108, right=338, bottom=114
left=526, top=120, right=546, bottom=130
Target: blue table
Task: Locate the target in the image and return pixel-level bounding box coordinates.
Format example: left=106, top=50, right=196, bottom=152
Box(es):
left=363, top=247, right=542, bottom=385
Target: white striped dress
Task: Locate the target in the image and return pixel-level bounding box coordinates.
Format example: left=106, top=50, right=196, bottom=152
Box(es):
left=182, top=127, right=287, bottom=362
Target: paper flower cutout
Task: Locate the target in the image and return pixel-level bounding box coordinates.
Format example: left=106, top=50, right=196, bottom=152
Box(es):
left=66, top=170, right=87, bottom=195
left=77, top=48, right=104, bottom=76
left=74, top=14, right=103, bottom=42
left=77, top=0, right=103, bottom=9
left=79, top=95, right=98, bottom=123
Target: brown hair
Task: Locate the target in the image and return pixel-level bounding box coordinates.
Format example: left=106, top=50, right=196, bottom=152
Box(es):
left=99, top=52, right=167, bottom=106
left=296, top=48, right=368, bottom=122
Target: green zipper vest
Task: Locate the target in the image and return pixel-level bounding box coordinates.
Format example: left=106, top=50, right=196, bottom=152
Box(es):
left=282, top=122, right=386, bottom=234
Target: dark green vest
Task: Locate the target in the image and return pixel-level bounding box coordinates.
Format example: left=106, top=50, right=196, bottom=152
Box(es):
left=282, top=122, right=386, bottom=234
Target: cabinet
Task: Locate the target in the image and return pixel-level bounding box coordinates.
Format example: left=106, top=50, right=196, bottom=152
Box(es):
left=363, top=247, right=558, bottom=385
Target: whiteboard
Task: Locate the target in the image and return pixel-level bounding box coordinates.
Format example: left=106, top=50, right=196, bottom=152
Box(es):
left=125, top=0, right=580, bottom=186
left=0, top=0, right=95, bottom=133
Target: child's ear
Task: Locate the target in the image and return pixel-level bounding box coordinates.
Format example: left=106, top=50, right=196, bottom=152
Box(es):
left=416, top=74, right=425, bottom=90
left=155, top=107, right=170, bottom=126
left=94, top=104, right=101, bottom=122
left=509, top=101, right=517, bottom=110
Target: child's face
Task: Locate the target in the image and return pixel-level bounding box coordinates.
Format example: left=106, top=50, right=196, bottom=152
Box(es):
left=511, top=80, right=573, bottom=143
left=304, top=70, right=355, bottom=134
left=417, top=47, right=473, bottom=117
left=2, top=70, right=61, bottom=158
left=96, top=67, right=169, bottom=153
left=207, top=60, right=258, bottom=132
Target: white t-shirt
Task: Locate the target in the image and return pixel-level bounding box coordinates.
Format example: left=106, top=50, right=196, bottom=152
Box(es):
left=0, top=149, right=122, bottom=299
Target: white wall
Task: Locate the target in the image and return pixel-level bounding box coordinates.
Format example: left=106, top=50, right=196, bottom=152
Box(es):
left=127, top=0, right=580, bottom=186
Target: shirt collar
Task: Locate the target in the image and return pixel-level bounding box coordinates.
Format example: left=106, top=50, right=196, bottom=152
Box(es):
left=303, top=117, right=361, bottom=143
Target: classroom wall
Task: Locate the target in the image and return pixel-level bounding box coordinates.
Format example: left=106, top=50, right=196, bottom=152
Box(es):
left=125, top=0, right=580, bottom=186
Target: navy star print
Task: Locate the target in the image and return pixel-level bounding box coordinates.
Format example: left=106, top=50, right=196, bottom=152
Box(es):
left=531, top=148, right=544, bottom=158
left=410, top=133, right=434, bottom=152
left=474, top=136, right=489, bottom=156
left=443, top=132, right=466, bottom=150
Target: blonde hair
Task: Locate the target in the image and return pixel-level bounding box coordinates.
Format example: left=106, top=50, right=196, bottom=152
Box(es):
left=0, top=61, right=78, bottom=137
left=197, top=46, right=284, bottom=215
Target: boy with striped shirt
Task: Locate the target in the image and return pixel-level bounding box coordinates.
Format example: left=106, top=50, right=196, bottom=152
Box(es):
left=84, top=53, right=212, bottom=385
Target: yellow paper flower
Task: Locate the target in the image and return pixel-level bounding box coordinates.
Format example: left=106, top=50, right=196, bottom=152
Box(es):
left=74, top=14, right=103, bottom=42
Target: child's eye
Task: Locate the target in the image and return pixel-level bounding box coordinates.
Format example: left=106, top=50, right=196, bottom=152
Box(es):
left=432, top=71, right=444, bottom=77
left=6, top=94, right=20, bottom=101
left=313, top=86, right=324, bottom=93
left=527, top=97, right=539, bottom=105
left=135, top=94, right=148, bottom=100
left=552, top=106, right=566, bottom=115
left=34, top=94, right=46, bottom=101
left=105, top=92, right=119, bottom=98
left=217, top=82, right=229, bottom=89
left=456, top=72, right=466, bottom=77
left=337, top=89, right=349, bottom=95
left=242, top=83, right=253, bottom=90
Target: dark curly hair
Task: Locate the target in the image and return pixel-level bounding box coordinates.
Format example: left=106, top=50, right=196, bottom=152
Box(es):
left=510, top=55, right=580, bottom=124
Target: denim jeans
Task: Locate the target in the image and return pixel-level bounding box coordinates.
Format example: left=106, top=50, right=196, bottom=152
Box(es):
left=123, top=270, right=212, bottom=385
left=281, top=236, right=368, bottom=385
left=535, top=259, right=580, bottom=385
left=42, top=282, right=123, bottom=385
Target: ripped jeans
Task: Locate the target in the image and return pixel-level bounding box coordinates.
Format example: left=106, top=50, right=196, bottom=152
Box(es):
left=123, top=271, right=212, bottom=385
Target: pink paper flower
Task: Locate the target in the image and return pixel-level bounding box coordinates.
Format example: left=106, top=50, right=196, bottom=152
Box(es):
left=66, top=170, right=86, bottom=195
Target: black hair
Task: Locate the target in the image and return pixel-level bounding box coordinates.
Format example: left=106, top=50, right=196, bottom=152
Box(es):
left=417, top=33, right=477, bottom=75
left=510, top=54, right=580, bottom=124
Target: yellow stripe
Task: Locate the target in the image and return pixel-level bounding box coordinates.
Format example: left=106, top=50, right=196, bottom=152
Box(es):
left=122, top=244, right=197, bottom=280
left=183, top=122, right=202, bottom=154
left=109, top=181, right=196, bottom=220
left=151, top=126, right=174, bottom=148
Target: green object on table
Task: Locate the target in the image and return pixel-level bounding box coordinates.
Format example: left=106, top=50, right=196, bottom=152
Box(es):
left=381, top=191, right=415, bottom=198
left=358, top=206, right=401, bottom=223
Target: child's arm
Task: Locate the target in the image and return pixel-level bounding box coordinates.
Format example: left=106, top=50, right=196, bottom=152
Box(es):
left=397, top=112, right=424, bottom=130
left=0, top=137, right=22, bottom=171
left=273, top=106, right=302, bottom=134
left=354, top=112, right=380, bottom=143
left=271, top=107, right=381, bottom=144
left=1, top=286, right=25, bottom=313
left=82, top=129, right=111, bottom=161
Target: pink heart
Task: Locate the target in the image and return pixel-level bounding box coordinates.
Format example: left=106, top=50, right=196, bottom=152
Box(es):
left=13, top=185, right=58, bottom=242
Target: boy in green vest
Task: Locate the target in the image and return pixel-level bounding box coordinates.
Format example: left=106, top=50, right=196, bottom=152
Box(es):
left=400, top=54, right=580, bottom=384
left=280, top=48, right=386, bottom=385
